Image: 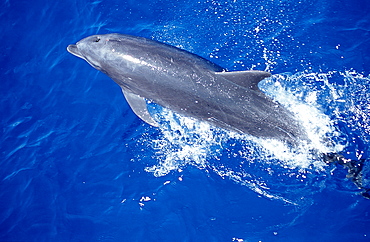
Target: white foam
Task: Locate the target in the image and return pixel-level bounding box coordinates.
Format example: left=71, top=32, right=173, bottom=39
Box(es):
left=145, top=109, right=228, bottom=176
left=140, top=71, right=370, bottom=201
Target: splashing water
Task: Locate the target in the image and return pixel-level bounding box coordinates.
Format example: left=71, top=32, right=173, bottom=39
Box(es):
left=144, top=107, right=227, bottom=176
left=138, top=71, right=369, bottom=203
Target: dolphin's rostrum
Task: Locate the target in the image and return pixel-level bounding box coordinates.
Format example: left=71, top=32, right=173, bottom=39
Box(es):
left=67, top=34, right=307, bottom=144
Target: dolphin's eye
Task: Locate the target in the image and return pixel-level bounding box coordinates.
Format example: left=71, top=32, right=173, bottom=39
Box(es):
left=93, top=37, right=100, bottom=42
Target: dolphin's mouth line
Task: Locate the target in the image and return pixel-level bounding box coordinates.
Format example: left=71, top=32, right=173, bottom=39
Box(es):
left=67, top=44, right=102, bottom=70
left=67, top=44, right=84, bottom=59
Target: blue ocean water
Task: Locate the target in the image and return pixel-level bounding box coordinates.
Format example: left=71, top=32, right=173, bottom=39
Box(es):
left=1, top=0, right=370, bottom=241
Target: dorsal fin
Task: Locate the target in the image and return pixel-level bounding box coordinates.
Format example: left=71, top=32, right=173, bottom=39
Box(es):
left=215, top=70, right=271, bottom=90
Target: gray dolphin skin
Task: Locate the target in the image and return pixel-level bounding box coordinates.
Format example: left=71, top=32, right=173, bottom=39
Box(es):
left=67, top=33, right=307, bottom=144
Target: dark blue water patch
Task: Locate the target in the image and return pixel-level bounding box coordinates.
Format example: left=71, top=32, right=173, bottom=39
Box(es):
left=151, top=0, right=370, bottom=74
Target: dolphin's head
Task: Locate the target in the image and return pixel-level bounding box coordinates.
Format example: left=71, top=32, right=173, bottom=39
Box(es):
left=67, top=34, right=147, bottom=85
left=67, top=34, right=158, bottom=89
left=67, top=35, right=109, bottom=71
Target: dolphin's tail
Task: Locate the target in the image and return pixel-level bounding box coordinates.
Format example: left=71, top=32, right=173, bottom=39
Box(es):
left=323, top=153, right=369, bottom=199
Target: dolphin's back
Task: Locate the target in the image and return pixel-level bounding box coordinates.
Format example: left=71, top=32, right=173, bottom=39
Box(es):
left=102, top=34, right=225, bottom=72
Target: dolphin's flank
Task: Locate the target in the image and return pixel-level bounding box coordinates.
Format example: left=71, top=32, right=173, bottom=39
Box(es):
left=67, top=33, right=307, bottom=144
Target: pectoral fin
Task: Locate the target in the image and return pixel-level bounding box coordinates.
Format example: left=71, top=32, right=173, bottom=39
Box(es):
left=122, top=89, right=159, bottom=127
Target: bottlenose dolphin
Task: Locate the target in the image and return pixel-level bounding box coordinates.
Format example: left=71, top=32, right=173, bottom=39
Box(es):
left=68, top=34, right=370, bottom=197
left=67, top=33, right=307, bottom=144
